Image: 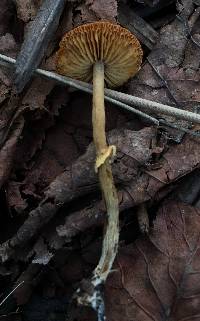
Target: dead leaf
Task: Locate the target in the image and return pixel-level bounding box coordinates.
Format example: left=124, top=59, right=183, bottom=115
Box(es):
left=127, top=4, right=200, bottom=141
left=146, top=134, right=200, bottom=185
left=106, top=201, right=200, bottom=321
left=86, top=0, right=117, bottom=21
left=74, top=0, right=117, bottom=24
left=10, top=93, right=125, bottom=208
left=21, top=77, right=55, bottom=112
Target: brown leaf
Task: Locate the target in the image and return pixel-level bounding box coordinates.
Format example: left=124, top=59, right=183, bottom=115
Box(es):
left=146, top=134, right=200, bottom=187
left=6, top=87, right=70, bottom=210
left=86, top=0, right=117, bottom=21
left=0, top=83, right=56, bottom=202
left=75, top=0, right=117, bottom=24
left=127, top=5, right=200, bottom=141
left=21, top=77, right=55, bottom=112
left=106, top=201, right=200, bottom=321
left=13, top=93, right=125, bottom=206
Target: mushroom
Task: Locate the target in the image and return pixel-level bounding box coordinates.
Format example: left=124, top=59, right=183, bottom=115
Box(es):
left=56, top=21, right=143, bottom=282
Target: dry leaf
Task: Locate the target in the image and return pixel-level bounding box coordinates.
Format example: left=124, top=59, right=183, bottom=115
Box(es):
left=106, top=201, right=200, bottom=321
left=75, top=0, right=117, bottom=24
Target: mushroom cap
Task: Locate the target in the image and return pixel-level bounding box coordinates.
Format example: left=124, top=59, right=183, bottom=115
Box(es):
left=56, top=21, right=143, bottom=88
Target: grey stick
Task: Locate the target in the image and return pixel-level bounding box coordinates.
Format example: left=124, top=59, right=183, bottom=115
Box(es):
left=1, top=53, right=200, bottom=124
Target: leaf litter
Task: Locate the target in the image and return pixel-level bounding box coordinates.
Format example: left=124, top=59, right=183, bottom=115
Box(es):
left=106, top=201, right=200, bottom=321
left=0, top=0, right=200, bottom=320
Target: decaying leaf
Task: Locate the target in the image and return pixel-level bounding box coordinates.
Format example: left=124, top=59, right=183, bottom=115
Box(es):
left=86, top=0, right=117, bottom=21
left=127, top=3, right=200, bottom=141
left=22, top=78, right=55, bottom=112
left=106, top=201, right=200, bottom=321
left=74, top=0, right=117, bottom=24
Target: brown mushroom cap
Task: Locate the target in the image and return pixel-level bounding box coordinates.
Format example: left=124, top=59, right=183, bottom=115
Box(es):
left=56, top=21, right=143, bottom=88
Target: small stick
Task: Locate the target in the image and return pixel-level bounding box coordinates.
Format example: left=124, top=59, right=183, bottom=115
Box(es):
left=0, top=281, right=25, bottom=307
left=159, top=119, right=200, bottom=138
left=14, top=0, right=67, bottom=93
left=0, top=53, right=158, bottom=125
left=105, top=89, right=200, bottom=125
left=1, top=53, right=200, bottom=125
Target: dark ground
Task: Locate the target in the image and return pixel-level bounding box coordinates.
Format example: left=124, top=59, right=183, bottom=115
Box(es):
left=0, top=0, right=200, bottom=320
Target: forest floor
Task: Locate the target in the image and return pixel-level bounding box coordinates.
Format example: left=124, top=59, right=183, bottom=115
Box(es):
left=0, top=0, right=200, bottom=320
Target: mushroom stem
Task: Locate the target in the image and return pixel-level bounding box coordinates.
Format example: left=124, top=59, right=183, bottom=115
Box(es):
left=92, top=61, right=119, bottom=282
left=92, top=61, right=107, bottom=152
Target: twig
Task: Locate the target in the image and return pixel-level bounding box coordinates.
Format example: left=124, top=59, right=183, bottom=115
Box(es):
left=159, top=119, right=200, bottom=138
left=118, top=2, right=158, bottom=50
left=0, top=53, right=158, bottom=125
left=14, top=0, right=67, bottom=92
left=1, top=53, right=200, bottom=125
left=105, top=89, right=200, bottom=125
left=0, top=281, right=24, bottom=307
left=146, top=56, right=180, bottom=107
